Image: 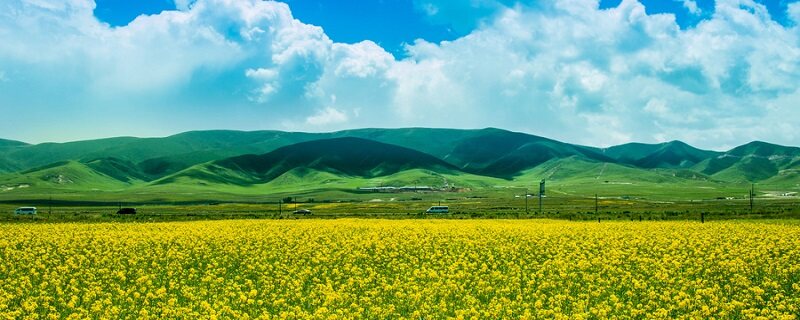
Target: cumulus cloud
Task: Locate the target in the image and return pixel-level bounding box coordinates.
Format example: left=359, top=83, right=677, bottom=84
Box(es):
left=791, top=3, right=800, bottom=23
left=385, top=0, right=800, bottom=148
left=305, top=107, right=348, bottom=126
left=1, top=0, right=799, bottom=149
left=173, top=0, right=194, bottom=11
left=682, top=0, right=701, bottom=15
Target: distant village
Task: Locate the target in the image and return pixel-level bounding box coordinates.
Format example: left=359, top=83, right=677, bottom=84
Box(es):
left=358, top=180, right=468, bottom=193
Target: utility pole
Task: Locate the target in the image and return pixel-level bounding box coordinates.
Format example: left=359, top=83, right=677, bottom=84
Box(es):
left=525, top=188, right=528, bottom=214
left=538, top=179, right=545, bottom=214
left=750, top=184, right=755, bottom=213
left=49, top=195, right=52, bottom=215
left=595, top=194, right=598, bottom=215
left=278, top=199, right=282, bottom=215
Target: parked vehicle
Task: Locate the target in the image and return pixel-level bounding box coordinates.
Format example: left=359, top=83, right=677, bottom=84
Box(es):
left=14, top=207, right=37, bottom=215
left=426, top=206, right=449, bottom=214
left=293, top=209, right=312, bottom=215
left=116, top=208, right=137, bottom=215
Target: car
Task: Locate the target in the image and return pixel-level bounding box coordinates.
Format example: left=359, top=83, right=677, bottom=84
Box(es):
left=14, top=207, right=37, bottom=215
left=426, top=206, right=449, bottom=214
left=293, top=209, right=312, bottom=215
left=116, top=208, right=137, bottom=215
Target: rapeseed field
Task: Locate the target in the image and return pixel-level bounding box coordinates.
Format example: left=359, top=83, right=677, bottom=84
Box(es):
left=1, top=220, right=798, bottom=319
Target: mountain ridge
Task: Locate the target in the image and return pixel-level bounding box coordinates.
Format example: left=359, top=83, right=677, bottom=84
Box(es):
left=157, top=137, right=461, bottom=186
left=1, top=128, right=798, bottom=195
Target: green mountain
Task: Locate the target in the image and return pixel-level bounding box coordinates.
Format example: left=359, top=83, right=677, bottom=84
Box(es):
left=604, top=141, right=719, bottom=168
left=1, top=129, right=799, bottom=201
left=602, top=142, right=663, bottom=162
left=0, top=128, right=612, bottom=179
left=0, top=131, right=325, bottom=177
left=1, top=160, right=138, bottom=191
left=157, top=137, right=460, bottom=186
left=342, top=128, right=611, bottom=178
left=0, top=138, right=27, bottom=148
left=441, top=129, right=611, bottom=177
left=694, top=141, right=800, bottom=182
left=84, top=158, right=151, bottom=183
left=0, top=139, right=28, bottom=172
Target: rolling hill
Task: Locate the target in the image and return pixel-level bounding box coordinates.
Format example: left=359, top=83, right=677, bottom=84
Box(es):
left=0, top=160, right=139, bottom=191
left=337, top=128, right=612, bottom=177
left=0, top=131, right=326, bottom=177
left=0, top=128, right=615, bottom=179
left=156, top=137, right=461, bottom=186
left=694, top=141, right=800, bottom=183
left=1, top=129, right=799, bottom=200
left=604, top=141, right=719, bottom=169
left=0, top=138, right=27, bottom=148
left=0, top=138, right=28, bottom=172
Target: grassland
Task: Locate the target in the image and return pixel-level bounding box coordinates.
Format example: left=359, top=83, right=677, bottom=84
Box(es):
left=1, top=191, right=797, bottom=223
left=1, top=130, right=798, bottom=222
left=3, top=157, right=798, bottom=222
left=1, top=219, right=798, bottom=318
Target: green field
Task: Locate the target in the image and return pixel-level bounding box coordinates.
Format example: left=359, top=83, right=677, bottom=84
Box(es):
left=2, top=192, right=798, bottom=223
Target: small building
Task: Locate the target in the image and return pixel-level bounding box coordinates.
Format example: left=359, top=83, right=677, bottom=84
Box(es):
left=400, top=186, right=433, bottom=192
left=358, top=186, right=397, bottom=192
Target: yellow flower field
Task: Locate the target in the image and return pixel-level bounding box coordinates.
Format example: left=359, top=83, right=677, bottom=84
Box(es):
left=1, top=220, right=799, bottom=319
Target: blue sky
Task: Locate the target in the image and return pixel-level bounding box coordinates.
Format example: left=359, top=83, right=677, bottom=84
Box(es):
left=2, top=0, right=800, bottom=149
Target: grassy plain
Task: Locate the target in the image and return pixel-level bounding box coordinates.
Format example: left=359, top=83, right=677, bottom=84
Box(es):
left=1, top=189, right=798, bottom=222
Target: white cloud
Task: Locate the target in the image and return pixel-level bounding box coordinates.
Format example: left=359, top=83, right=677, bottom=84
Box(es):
left=0, top=71, right=7, bottom=82
left=331, top=41, right=393, bottom=78
left=379, top=0, right=800, bottom=148
left=305, top=107, right=348, bottom=126
left=1, top=0, right=800, bottom=149
left=790, top=3, right=800, bottom=24
left=173, top=0, right=194, bottom=11
left=682, top=0, right=701, bottom=15
left=644, top=99, right=669, bottom=116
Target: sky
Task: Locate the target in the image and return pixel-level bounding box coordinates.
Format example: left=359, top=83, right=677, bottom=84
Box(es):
left=1, top=0, right=800, bottom=150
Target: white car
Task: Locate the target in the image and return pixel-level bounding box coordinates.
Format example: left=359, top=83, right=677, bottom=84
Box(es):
left=426, top=206, right=449, bottom=214
left=14, top=207, right=37, bottom=215
left=293, top=209, right=312, bottom=215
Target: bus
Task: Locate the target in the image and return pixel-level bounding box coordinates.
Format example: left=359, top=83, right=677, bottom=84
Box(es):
left=14, top=207, right=37, bottom=215
left=425, top=206, right=449, bottom=214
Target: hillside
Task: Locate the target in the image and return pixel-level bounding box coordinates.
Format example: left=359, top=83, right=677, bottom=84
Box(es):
left=341, top=128, right=611, bottom=177
left=0, top=131, right=327, bottom=178
left=695, top=141, right=800, bottom=182
left=605, top=141, right=719, bottom=168
left=156, top=137, right=461, bottom=186
left=1, top=129, right=800, bottom=200
left=0, top=138, right=27, bottom=148
left=0, top=138, right=28, bottom=173
left=0, top=160, right=139, bottom=192
left=0, top=128, right=616, bottom=180
left=603, top=142, right=663, bottom=162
